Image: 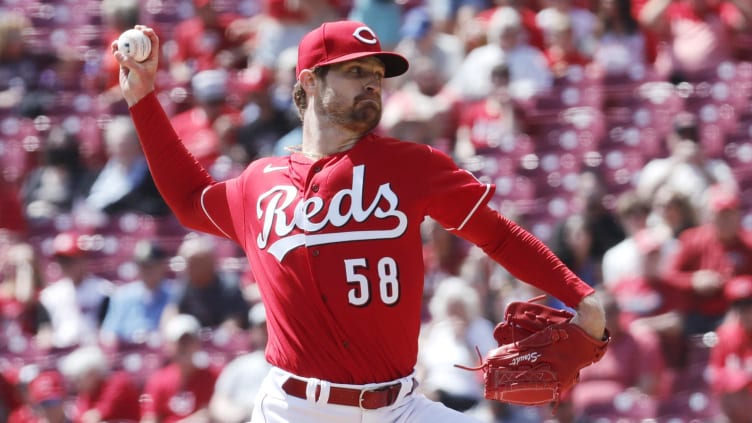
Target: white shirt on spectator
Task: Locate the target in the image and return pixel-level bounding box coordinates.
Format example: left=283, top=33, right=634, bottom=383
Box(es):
left=40, top=276, right=111, bottom=348
left=446, top=43, right=552, bottom=102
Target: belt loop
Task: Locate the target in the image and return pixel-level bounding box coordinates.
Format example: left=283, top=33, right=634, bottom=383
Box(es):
left=397, top=377, right=414, bottom=400
left=305, top=378, right=321, bottom=404
left=317, top=380, right=331, bottom=405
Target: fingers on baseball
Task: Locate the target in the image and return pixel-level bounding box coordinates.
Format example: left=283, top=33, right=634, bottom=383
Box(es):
left=134, top=25, right=160, bottom=57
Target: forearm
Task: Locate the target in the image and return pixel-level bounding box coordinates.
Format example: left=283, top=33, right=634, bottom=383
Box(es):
left=129, top=92, right=224, bottom=235
left=662, top=262, right=697, bottom=291
left=456, top=206, right=594, bottom=308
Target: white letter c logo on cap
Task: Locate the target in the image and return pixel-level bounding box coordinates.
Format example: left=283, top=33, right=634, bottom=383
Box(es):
left=352, top=26, right=378, bottom=45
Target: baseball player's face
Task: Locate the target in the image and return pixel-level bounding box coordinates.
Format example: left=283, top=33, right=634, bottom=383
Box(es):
left=314, top=57, right=385, bottom=135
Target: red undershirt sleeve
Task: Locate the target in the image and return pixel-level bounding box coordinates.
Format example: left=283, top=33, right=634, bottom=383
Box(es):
left=128, top=92, right=236, bottom=240
left=454, top=205, right=594, bottom=308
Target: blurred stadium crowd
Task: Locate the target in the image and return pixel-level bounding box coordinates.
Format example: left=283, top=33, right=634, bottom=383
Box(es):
left=1, top=0, right=752, bottom=422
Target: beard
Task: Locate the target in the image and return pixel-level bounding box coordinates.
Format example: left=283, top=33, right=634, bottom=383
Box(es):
left=315, top=87, right=381, bottom=135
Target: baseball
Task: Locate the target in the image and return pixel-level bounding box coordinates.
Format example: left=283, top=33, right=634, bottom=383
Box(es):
left=117, top=29, right=151, bottom=62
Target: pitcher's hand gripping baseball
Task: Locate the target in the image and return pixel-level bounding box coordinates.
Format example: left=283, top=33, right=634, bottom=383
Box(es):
left=457, top=295, right=610, bottom=406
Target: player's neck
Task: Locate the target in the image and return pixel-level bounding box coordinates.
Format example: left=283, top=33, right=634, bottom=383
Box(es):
left=301, top=118, right=363, bottom=158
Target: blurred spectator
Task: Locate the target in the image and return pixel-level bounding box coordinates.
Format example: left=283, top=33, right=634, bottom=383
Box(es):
left=0, top=180, right=27, bottom=237
left=169, top=235, right=249, bottom=332
left=446, top=6, right=553, bottom=101
left=601, top=190, right=652, bottom=288
left=607, top=225, right=676, bottom=325
left=609, top=225, right=687, bottom=371
left=172, top=70, right=243, bottom=171
left=636, top=111, right=737, bottom=210
left=232, top=65, right=298, bottom=164
left=249, top=0, right=338, bottom=70
left=452, top=0, right=501, bottom=53
left=209, top=303, right=271, bottom=423
left=25, top=370, right=70, bottom=423
left=649, top=186, right=699, bottom=244
left=592, top=0, right=649, bottom=77
left=7, top=364, right=40, bottom=423
left=540, top=10, right=593, bottom=80
left=477, top=0, right=546, bottom=51
left=21, top=126, right=89, bottom=223
left=423, top=0, right=493, bottom=36
left=550, top=214, right=601, bottom=288
left=58, top=345, right=141, bottom=423
left=638, top=0, right=752, bottom=83
left=273, top=126, right=304, bottom=157
left=348, top=0, right=405, bottom=50
left=0, top=241, right=52, bottom=347
left=268, top=46, right=300, bottom=123
left=167, top=0, right=252, bottom=85
left=82, top=116, right=169, bottom=216
left=421, top=218, right=472, bottom=312
left=454, top=63, right=524, bottom=160
left=267, top=47, right=304, bottom=156
left=664, top=184, right=752, bottom=335
left=0, top=369, right=20, bottom=423
left=569, top=290, right=664, bottom=418
left=100, top=240, right=176, bottom=347
left=418, top=276, right=496, bottom=412
left=0, top=12, right=58, bottom=118
left=549, top=170, right=625, bottom=291
left=458, top=244, right=534, bottom=324
left=379, top=55, right=458, bottom=149
left=708, top=275, right=752, bottom=423
left=393, top=6, right=466, bottom=87
left=465, top=398, right=543, bottom=423
left=39, top=232, right=113, bottom=349
left=536, top=0, right=598, bottom=58
left=140, top=314, right=220, bottom=423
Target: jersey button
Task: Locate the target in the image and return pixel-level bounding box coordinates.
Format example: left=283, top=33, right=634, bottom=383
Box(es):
left=313, top=166, right=322, bottom=173
left=311, top=185, right=320, bottom=193
left=312, top=249, right=320, bottom=257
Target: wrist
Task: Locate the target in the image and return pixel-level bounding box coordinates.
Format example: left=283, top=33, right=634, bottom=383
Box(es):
left=574, top=293, right=607, bottom=339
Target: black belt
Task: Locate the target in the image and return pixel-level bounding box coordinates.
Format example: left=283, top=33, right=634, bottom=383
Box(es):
left=281, top=377, right=417, bottom=409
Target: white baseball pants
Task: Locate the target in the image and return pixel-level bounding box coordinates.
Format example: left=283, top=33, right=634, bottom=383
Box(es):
left=250, top=367, right=483, bottom=423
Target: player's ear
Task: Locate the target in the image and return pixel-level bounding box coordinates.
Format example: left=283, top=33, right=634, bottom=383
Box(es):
left=299, top=69, right=317, bottom=92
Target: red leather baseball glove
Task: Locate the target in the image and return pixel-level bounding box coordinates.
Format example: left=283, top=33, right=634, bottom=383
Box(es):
left=458, top=295, right=610, bottom=406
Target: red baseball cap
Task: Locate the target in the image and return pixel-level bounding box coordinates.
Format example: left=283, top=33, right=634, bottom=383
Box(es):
left=52, top=231, right=85, bottom=258
left=28, top=371, right=66, bottom=404
left=707, top=184, right=740, bottom=212
left=296, top=20, right=409, bottom=80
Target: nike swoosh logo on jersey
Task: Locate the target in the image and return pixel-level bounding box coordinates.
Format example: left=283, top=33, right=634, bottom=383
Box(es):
left=263, top=164, right=288, bottom=173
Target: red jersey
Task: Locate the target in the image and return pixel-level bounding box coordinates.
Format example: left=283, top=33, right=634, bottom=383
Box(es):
left=7, top=405, right=36, bottom=423
left=130, top=93, right=593, bottom=384
left=140, top=363, right=219, bottom=423
left=70, top=371, right=140, bottom=423
left=709, top=317, right=752, bottom=393
left=458, top=100, right=516, bottom=152
left=664, top=224, right=752, bottom=316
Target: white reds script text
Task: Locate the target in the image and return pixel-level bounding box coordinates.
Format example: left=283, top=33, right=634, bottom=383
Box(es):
left=256, top=165, right=408, bottom=261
